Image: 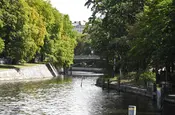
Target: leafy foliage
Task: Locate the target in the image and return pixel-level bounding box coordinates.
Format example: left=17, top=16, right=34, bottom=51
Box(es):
left=140, top=71, right=156, bottom=83
left=0, top=38, right=4, bottom=53
left=0, top=0, right=78, bottom=66
left=85, top=0, right=175, bottom=82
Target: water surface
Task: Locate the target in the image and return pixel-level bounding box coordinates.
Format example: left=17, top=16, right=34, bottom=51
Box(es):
left=0, top=77, right=160, bottom=115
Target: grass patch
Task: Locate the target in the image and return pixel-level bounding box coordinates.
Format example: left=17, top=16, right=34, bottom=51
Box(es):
left=102, top=74, right=146, bottom=87
left=0, top=63, right=42, bottom=70
left=101, top=72, right=154, bottom=88
left=110, top=76, right=118, bottom=81
left=13, top=63, right=41, bottom=68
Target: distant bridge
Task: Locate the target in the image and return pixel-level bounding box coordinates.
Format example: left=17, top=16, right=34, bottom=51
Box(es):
left=68, top=67, right=104, bottom=76
left=74, top=55, right=100, bottom=60
left=68, top=55, right=105, bottom=75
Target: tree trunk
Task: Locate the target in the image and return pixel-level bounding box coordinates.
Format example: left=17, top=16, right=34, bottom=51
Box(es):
left=118, top=67, right=122, bottom=89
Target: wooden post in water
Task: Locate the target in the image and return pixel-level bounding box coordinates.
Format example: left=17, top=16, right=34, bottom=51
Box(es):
left=107, top=79, right=110, bottom=92
left=81, top=76, right=83, bottom=87
left=102, top=78, right=105, bottom=90
left=128, top=105, right=136, bottom=115
left=70, top=66, right=72, bottom=76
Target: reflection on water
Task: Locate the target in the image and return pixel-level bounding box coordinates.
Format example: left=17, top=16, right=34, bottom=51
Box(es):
left=0, top=77, right=159, bottom=115
left=70, top=71, right=104, bottom=76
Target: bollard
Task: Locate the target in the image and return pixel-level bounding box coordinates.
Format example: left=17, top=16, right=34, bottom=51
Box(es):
left=128, top=105, right=136, bottom=115
left=102, top=78, right=105, bottom=90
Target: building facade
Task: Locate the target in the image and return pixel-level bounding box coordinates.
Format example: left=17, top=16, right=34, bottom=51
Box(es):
left=72, top=21, right=86, bottom=33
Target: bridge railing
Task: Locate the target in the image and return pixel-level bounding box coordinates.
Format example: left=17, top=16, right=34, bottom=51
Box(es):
left=69, top=67, right=104, bottom=73
left=74, top=55, right=100, bottom=60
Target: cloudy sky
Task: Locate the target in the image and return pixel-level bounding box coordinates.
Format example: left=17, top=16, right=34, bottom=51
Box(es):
left=50, top=0, right=92, bottom=22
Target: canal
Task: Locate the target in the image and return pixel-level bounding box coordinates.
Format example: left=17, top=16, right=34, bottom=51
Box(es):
left=0, top=75, right=160, bottom=115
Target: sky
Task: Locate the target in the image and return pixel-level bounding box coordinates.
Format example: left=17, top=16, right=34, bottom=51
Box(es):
left=50, top=0, right=92, bottom=22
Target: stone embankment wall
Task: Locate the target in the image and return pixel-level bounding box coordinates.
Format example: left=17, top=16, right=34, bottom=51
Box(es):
left=0, top=64, right=57, bottom=81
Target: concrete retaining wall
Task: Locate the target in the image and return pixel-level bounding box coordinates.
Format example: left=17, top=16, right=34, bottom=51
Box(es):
left=0, top=64, right=55, bottom=81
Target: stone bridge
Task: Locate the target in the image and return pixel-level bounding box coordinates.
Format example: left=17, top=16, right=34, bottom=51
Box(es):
left=65, top=55, right=105, bottom=75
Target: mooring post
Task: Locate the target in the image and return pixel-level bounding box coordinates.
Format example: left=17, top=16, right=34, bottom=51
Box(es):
left=128, top=105, right=136, bottom=115
left=81, top=76, right=83, bottom=87
left=102, top=78, right=105, bottom=90
left=152, top=83, right=157, bottom=101
left=70, top=66, right=72, bottom=76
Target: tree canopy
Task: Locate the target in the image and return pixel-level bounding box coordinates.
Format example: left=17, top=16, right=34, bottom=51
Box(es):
left=85, top=0, right=175, bottom=82
left=0, top=0, right=78, bottom=67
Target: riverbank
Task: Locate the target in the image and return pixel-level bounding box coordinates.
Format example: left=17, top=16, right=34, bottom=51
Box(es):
left=96, top=78, right=153, bottom=97
left=96, top=78, right=175, bottom=104
left=0, top=63, right=58, bottom=82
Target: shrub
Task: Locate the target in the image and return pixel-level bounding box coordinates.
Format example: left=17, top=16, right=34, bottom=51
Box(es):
left=140, top=71, right=156, bottom=83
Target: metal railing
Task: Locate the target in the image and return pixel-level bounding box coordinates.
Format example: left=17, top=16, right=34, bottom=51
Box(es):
left=74, top=55, right=100, bottom=60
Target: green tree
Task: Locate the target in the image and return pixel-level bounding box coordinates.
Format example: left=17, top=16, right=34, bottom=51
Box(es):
left=74, top=33, right=93, bottom=55
left=85, top=0, right=145, bottom=76
left=129, top=0, right=173, bottom=69
left=55, top=15, right=77, bottom=67
left=0, top=38, right=4, bottom=54
left=0, top=10, right=4, bottom=53
left=0, top=0, right=77, bottom=67
left=0, top=0, right=41, bottom=63
left=127, top=0, right=175, bottom=82
left=26, top=0, right=55, bottom=62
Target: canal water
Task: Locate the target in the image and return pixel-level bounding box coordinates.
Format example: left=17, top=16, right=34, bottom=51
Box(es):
left=0, top=76, right=160, bottom=115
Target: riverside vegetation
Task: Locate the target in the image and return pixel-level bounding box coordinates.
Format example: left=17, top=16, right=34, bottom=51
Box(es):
left=0, top=0, right=79, bottom=68
left=82, top=0, right=175, bottom=84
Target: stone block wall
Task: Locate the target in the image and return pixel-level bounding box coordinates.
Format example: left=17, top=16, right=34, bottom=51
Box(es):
left=0, top=64, right=55, bottom=81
